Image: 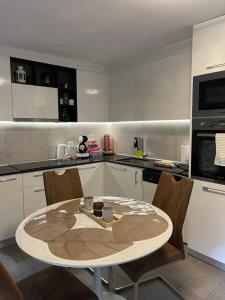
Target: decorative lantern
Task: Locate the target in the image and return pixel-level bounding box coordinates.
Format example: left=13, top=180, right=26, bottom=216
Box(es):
left=16, top=66, right=26, bottom=83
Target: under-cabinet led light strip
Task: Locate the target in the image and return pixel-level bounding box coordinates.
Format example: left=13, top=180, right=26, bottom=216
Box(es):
left=0, top=119, right=190, bottom=126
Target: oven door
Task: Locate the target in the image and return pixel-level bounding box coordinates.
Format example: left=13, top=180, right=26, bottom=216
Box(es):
left=193, top=71, right=225, bottom=118
left=192, top=130, right=225, bottom=182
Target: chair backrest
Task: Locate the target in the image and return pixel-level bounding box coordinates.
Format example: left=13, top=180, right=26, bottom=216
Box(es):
left=152, top=172, right=193, bottom=255
left=0, top=262, right=24, bottom=300
left=43, top=168, right=84, bottom=206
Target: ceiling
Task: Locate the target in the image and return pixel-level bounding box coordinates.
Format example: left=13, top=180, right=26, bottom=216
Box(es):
left=0, top=0, right=224, bottom=66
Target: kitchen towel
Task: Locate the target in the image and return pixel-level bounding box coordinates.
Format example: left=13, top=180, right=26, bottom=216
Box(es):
left=215, top=133, right=225, bottom=166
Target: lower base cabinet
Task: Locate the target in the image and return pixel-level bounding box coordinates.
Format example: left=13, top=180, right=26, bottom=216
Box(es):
left=0, top=174, right=23, bottom=241
left=78, top=163, right=104, bottom=196
left=143, top=181, right=157, bottom=203
left=189, top=179, right=225, bottom=265
left=22, top=163, right=105, bottom=218
left=23, top=185, right=46, bottom=218
left=104, top=163, right=143, bottom=200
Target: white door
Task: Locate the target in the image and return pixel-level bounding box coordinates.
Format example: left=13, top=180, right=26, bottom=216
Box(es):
left=0, top=56, right=12, bottom=121
left=0, top=174, right=23, bottom=241
left=104, top=163, right=143, bottom=200
left=12, top=83, right=58, bottom=120
left=77, top=70, right=108, bottom=122
left=189, top=180, right=225, bottom=264
left=78, top=163, right=104, bottom=196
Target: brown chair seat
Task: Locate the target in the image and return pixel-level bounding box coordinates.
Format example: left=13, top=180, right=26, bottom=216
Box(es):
left=120, top=242, right=184, bottom=283
left=17, top=266, right=97, bottom=300
left=0, top=262, right=97, bottom=300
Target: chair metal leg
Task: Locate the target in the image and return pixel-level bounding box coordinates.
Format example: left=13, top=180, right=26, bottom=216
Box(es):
left=114, top=274, right=184, bottom=299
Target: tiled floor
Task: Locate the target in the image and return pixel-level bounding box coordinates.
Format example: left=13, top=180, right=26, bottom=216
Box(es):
left=1, top=243, right=225, bottom=300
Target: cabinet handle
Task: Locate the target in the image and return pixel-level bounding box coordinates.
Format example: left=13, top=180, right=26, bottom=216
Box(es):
left=79, top=166, right=97, bottom=171
left=34, top=187, right=45, bottom=193
left=110, top=165, right=127, bottom=172
left=0, top=176, right=17, bottom=182
left=206, top=63, right=225, bottom=70
left=33, top=172, right=43, bottom=177
left=135, top=170, right=138, bottom=185
left=203, top=186, right=225, bottom=196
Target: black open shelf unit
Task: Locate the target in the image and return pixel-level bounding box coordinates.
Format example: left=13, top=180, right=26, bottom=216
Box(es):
left=10, top=57, right=77, bottom=122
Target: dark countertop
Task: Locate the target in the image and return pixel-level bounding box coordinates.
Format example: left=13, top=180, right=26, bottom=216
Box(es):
left=0, top=165, right=21, bottom=176
left=0, top=154, right=188, bottom=177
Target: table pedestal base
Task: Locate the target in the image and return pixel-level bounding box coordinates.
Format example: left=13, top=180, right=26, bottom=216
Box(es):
left=93, top=268, right=126, bottom=300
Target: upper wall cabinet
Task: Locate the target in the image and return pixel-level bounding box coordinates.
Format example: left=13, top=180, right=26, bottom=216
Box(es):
left=109, top=50, right=192, bottom=121
left=192, top=16, right=225, bottom=76
left=77, top=70, right=108, bottom=122
left=12, top=84, right=58, bottom=120
left=0, top=56, right=13, bottom=121
left=10, top=57, right=77, bottom=122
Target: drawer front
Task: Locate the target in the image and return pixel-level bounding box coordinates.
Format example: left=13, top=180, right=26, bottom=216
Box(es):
left=23, top=185, right=47, bottom=217
left=0, top=174, right=24, bottom=240
left=23, top=171, right=44, bottom=187
left=23, top=168, right=68, bottom=188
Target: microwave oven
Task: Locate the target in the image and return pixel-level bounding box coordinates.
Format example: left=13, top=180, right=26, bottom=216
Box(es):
left=193, top=70, right=225, bottom=118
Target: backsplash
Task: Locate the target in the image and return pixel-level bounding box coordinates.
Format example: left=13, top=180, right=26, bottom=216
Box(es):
left=0, top=122, right=107, bottom=164
left=108, top=120, right=190, bottom=161
left=0, top=120, right=190, bottom=165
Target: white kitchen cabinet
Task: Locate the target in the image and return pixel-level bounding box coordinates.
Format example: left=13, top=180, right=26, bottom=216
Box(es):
left=143, top=181, right=157, bottom=203
left=193, top=16, right=225, bottom=76
left=12, top=83, right=58, bottom=120
left=78, top=163, right=104, bottom=196
left=109, top=51, right=191, bottom=121
left=23, top=170, right=47, bottom=218
left=108, top=68, right=136, bottom=121
left=77, top=70, right=108, bottom=122
left=104, top=163, right=143, bottom=200
left=0, top=56, right=13, bottom=121
left=0, top=174, right=23, bottom=241
left=23, top=185, right=46, bottom=218
left=189, top=179, right=225, bottom=264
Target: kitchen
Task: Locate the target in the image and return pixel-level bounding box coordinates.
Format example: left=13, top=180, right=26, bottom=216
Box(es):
left=1, top=1, right=225, bottom=300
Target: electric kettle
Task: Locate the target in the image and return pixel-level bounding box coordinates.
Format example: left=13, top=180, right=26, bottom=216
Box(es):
left=56, top=144, right=69, bottom=160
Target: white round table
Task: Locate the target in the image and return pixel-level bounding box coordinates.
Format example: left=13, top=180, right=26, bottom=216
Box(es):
left=16, top=197, right=173, bottom=300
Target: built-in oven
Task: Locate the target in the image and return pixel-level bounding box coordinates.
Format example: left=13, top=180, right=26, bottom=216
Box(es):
left=191, top=117, right=225, bottom=182
left=193, top=70, right=225, bottom=118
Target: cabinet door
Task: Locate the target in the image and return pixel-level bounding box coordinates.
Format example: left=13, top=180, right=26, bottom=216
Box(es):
left=77, top=70, right=108, bottom=122
left=78, top=163, right=104, bottom=196
left=189, top=180, right=225, bottom=264
left=23, top=185, right=46, bottom=218
left=143, top=181, right=157, bottom=203
left=0, top=56, right=12, bottom=121
left=193, top=18, right=225, bottom=75
left=104, top=163, right=143, bottom=200
left=12, top=83, right=58, bottom=120
left=0, top=174, right=23, bottom=241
